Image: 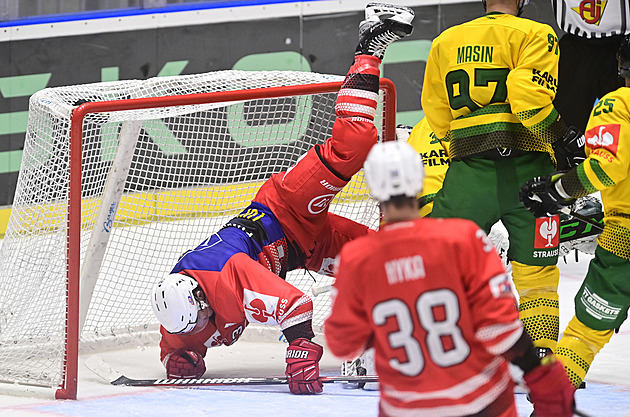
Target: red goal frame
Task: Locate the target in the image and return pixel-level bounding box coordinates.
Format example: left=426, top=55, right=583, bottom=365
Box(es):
left=59, top=79, right=397, bottom=399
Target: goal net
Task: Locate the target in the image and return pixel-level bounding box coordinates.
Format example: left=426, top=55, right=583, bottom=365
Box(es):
left=0, top=70, right=396, bottom=398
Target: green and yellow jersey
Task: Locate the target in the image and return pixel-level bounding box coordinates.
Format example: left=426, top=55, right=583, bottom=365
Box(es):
left=559, top=87, right=630, bottom=260
left=421, top=12, right=566, bottom=162
left=406, top=118, right=449, bottom=217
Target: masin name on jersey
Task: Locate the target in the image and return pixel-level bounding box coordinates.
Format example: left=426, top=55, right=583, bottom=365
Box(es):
left=457, top=45, right=493, bottom=64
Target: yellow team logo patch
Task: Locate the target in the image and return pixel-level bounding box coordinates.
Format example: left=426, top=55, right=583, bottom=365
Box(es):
left=572, top=0, right=607, bottom=25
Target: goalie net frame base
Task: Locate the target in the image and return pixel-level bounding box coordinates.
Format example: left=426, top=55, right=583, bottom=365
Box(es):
left=55, top=79, right=396, bottom=400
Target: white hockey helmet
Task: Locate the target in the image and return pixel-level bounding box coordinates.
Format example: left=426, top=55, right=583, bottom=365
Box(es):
left=151, top=273, right=208, bottom=334
left=363, top=140, right=424, bottom=202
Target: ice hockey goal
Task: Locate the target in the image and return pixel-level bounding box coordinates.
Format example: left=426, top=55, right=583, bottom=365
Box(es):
left=0, top=70, right=396, bottom=399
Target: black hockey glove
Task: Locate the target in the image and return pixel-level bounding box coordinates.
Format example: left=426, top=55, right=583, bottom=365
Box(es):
left=553, top=126, right=586, bottom=171
left=519, top=173, right=576, bottom=218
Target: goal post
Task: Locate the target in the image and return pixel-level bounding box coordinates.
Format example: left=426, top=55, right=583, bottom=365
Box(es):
left=0, top=70, right=396, bottom=400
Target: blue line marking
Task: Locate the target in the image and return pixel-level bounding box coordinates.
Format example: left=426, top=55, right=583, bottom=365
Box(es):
left=0, top=0, right=328, bottom=28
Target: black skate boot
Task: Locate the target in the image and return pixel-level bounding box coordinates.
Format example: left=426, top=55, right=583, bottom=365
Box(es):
left=355, top=3, right=414, bottom=59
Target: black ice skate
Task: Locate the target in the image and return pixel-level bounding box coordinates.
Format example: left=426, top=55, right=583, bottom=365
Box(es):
left=356, top=3, right=414, bottom=60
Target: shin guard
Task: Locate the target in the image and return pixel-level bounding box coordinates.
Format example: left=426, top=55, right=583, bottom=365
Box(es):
left=556, top=316, right=614, bottom=388
left=512, top=261, right=560, bottom=351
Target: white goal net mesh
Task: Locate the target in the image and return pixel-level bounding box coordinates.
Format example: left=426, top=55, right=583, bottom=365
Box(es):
left=0, top=70, right=390, bottom=391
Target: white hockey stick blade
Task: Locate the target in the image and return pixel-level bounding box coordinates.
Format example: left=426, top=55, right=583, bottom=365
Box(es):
left=85, top=355, right=378, bottom=388
left=85, top=355, right=124, bottom=383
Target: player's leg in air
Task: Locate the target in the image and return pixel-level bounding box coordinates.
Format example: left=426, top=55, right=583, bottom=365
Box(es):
left=254, top=2, right=414, bottom=265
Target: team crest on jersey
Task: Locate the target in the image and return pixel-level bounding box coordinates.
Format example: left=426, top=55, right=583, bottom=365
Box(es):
left=533, top=216, right=559, bottom=257
left=243, top=289, right=279, bottom=325
left=204, top=329, right=225, bottom=348
left=585, top=124, right=620, bottom=156
left=572, top=0, right=607, bottom=25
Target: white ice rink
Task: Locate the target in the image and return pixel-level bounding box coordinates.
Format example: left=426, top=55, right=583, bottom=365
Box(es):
left=0, top=250, right=629, bottom=417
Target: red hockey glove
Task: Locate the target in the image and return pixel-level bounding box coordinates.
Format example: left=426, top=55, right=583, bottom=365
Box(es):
left=164, top=349, right=206, bottom=379
left=285, top=338, right=324, bottom=394
left=524, top=355, right=575, bottom=417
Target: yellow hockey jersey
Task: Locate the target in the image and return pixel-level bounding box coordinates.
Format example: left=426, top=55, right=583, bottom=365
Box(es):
left=560, top=87, right=630, bottom=260
left=406, top=118, right=449, bottom=217
left=421, top=12, right=566, bottom=161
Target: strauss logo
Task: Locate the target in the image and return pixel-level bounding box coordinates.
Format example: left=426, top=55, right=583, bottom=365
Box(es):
left=539, top=218, right=558, bottom=247
left=587, top=126, right=615, bottom=148
left=244, top=298, right=275, bottom=323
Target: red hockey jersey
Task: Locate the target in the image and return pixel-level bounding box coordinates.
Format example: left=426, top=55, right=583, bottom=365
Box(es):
left=160, top=252, right=312, bottom=360
left=158, top=55, right=382, bottom=363
left=325, top=217, right=522, bottom=416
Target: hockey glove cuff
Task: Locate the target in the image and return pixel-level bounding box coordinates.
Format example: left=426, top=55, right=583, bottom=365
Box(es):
left=553, top=126, right=586, bottom=171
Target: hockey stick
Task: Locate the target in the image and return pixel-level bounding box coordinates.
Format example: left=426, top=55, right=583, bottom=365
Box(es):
left=559, top=207, right=604, bottom=232
left=85, top=355, right=377, bottom=388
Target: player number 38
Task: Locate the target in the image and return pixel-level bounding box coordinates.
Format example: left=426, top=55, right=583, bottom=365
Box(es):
left=372, top=289, right=471, bottom=377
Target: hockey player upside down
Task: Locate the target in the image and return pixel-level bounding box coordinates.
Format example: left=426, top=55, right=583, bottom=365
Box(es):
left=150, top=3, right=415, bottom=395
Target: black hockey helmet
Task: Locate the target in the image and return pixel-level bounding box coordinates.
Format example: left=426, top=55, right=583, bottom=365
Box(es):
left=482, top=0, right=529, bottom=17
left=618, top=34, right=630, bottom=79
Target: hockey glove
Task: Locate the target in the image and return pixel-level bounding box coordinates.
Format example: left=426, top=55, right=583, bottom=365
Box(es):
left=553, top=126, right=586, bottom=171
left=285, top=338, right=324, bottom=394
left=524, top=355, right=575, bottom=417
left=164, top=348, right=206, bottom=379
left=519, top=173, right=576, bottom=218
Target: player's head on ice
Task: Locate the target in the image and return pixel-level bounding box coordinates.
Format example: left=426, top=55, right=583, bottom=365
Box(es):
left=363, top=140, right=424, bottom=204
left=151, top=273, right=214, bottom=334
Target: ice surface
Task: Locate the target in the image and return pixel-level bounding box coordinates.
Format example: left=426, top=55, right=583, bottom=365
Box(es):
left=0, top=244, right=629, bottom=417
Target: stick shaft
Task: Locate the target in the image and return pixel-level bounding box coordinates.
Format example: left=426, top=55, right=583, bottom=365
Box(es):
left=112, top=374, right=378, bottom=387
left=560, top=207, right=604, bottom=232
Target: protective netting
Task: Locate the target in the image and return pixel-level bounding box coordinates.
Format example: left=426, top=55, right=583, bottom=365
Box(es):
left=0, top=70, right=389, bottom=390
